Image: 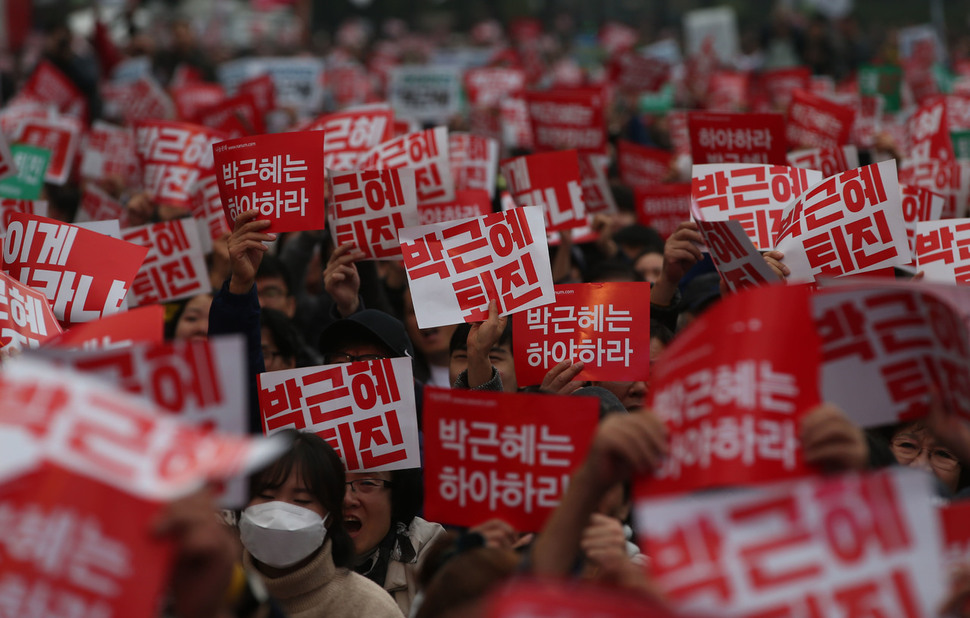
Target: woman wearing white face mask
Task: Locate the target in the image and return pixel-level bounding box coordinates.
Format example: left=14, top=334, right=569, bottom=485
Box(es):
left=240, top=432, right=402, bottom=618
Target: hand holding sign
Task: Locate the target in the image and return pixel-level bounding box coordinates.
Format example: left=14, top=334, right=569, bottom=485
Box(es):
left=227, top=208, right=276, bottom=294
left=799, top=403, right=870, bottom=472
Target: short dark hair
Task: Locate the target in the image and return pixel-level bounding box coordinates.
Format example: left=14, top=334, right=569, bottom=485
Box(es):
left=260, top=308, right=301, bottom=363
left=449, top=320, right=513, bottom=354
left=256, top=254, right=295, bottom=297
left=389, top=468, right=424, bottom=526
left=249, top=432, right=355, bottom=567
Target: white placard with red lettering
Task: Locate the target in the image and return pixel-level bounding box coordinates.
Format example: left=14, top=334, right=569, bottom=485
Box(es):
left=2, top=212, right=149, bottom=327
left=422, top=386, right=599, bottom=531
left=692, top=164, right=823, bottom=250
left=327, top=169, right=419, bottom=260
left=121, top=219, right=209, bottom=306
left=635, top=468, right=945, bottom=618
left=189, top=174, right=231, bottom=244
left=916, top=219, right=970, bottom=284
left=525, top=89, right=607, bottom=155
left=577, top=153, right=617, bottom=215
left=775, top=160, right=909, bottom=282
left=642, top=284, right=820, bottom=496
left=0, top=129, right=15, bottom=181
left=417, top=189, right=492, bottom=226
left=134, top=119, right=226, bottom=211
left=501, top=150, right=587, bottom=232
left=907, top=97, right=954, bottom=163
left=617, top=140, right=672, bottom=190
left=899, top=159, right=970, bottom=219
left=13, top=115, right=82, bottom=185
left=787, top=145, right=860, bottom=177
left=79, top=121, right=140, bottom=187
left=303, top=104, right=394, bottom=172
left=213, top=131, right=325, bottom=233
left=358, top=126, right=455, bottom=205
left=399, top=206, right=554, bottom=328
left=46, top=305, right=164, bottom=352
left=901, top=184, right=945, bottom=267
left=511, top=282, right=649, bottom=384
left=0, top=199, right=48, bottom=236
left=0, top=271, right=61, bottom=355
left=449, top=133, right=498, bottom=200
left=813, top=285, right=970, bottom=426
left=464, top=67, right=526, bottom=107
left=636, top=184, right=691, bottom=239
left=696, top=218, right=779, bottom=291
left=257, top=357, right=420, bottom=472
left=75, top=184, right=127, bottom=226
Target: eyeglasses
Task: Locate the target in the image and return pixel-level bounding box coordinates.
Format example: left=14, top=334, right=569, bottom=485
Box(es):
left=345, top=478, right=393, bottom=494
left=890, top=437, right=960, bottom=471
left=258, top=286, right=287, bottom=299
left=325, top=353, right=388, bottom=365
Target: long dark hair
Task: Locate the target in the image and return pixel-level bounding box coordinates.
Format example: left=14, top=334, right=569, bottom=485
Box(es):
left=249, top=432, right=355, bottom=567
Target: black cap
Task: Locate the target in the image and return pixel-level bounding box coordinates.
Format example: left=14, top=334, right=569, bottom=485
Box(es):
left=679, top=272, right=722, bottom=314
left=318, top=309, right=415, bottom=359
left=573, top=386, right=628, bottom=419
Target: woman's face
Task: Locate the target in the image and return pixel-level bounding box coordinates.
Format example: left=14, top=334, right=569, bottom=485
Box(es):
left=174, top=293, right=212, bottom=341
left=343, top=471, right=393, bottom=556
left=249, top=468, right=327, bottom=520
left=889, top=424, right=961, bottom=493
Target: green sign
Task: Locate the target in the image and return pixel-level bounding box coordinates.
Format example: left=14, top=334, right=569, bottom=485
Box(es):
left=0, top=145, right=50, bottom=200
left=952, top=130, right=970, bottom=160
left=639, top=84, right=674, bottom=115
left=858, top=65, right=902, bottom=113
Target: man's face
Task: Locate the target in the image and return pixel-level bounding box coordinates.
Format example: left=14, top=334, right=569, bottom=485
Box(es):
left=257, top=276, right=295, bottom=318
left=449, top=342, right=518, bottom=392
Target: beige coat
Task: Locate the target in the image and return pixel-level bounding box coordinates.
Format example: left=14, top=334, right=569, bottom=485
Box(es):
left=384, top=517, right=447, bottom=616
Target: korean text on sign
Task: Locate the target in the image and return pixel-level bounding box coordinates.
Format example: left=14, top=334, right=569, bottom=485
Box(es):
left=525, top=89, right=607, bottom=155
left=357, top=126, right=455, bottom=205
left=636, top=183, right=691, bottom=239
left=634, top=468, right=944, bottom=618
left=327, top=168, right=419, bottom=260
left=696, top=218, right=779, bottom=292
left=213, top=130, right=324, bottom=233
left=501, top=150, right=587, bottom=231
left=134, top=119, right=226, bottom=210
left=304, top=104, right=393, bottom=172
left=422, top=386, right=599, bottom=531
left=449, top=132, right=499, bottom=200
left=0, top=271, right=61, bottom=354
left=512, top=282, right=648, bottom=384
left=399, top=206, right=555, bottom=329
left=901, top=184, right=945, bottom=262
left=46, top=304, right=164, bottom=352
left=688, top=112, right=788, bottom=165
left=787, top=145, right=860, bottom=178
left=916, top=218, right=970, bottom=284
left=122, top=219, right=209, bottom=306
left=258, top=357, right=421, bottom=472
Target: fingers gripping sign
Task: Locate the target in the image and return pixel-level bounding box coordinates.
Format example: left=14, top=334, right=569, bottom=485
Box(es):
left=227, top=209, right=276, bottom=294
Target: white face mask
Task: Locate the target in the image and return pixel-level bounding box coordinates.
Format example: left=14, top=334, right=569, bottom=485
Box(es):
left=240, top=501, right=328, bottom=568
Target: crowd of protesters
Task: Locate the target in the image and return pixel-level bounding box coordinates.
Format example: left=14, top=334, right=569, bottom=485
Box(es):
left=4, top=2, right=970, bottom=618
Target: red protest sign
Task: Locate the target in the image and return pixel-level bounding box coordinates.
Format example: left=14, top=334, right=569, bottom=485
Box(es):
left=484, top=579, right=695, bottom=618
left=688, top=112, right=787, bottom=165
left=501, top=150, right=587, bottom=231
left=0, top=198, right=48, bottom=236
left=212, top=130, right=324, bottom=233
left=692, top=164, right=822, bottom=250
left=258, top=358, right=420, bottom=472
left=417, top=189, right=492, bottom=226
left=238, top=74, right=277, bottom=115
left=941, top=500, right=970, bottom=571
left=643, top=284, right=821, bottom=495
left=899, top=159, right=968, bottom=220
left=79, top=121, right=140, bottom=188
left=121, top=219, right=210, bottom=305
left=577, top=153, right=617, bottom=215
left=775, top=161, right=909, bottom=282
left=134, top=119, right=226, bottom=211
left=301, top=104, right=393, bottom=172
left=104, top=77, right=176, bottom=124
left=358, top=126, right=455, bottom=205
left=499, top=97, right=533, bottom=151
left=449, top=132, right=498, bottom=199
left=525, top=89, right=607, bottom=155
left=12, top=60, right=87, bottom=120
left=902, top=184, right=945, bottom=264
left=171, top=83, right=226, bottom=121
left=327, top=169, right=419, bottom=260
left=15, top=115, right=82, bottom=185
left=512, top=283, right=648, bottom=384
left=76, top=184, right=127, bottom=226
left=786, top=89, right=856, bottom=149
left=2, top=212, right=149, bottom=327
left=609, top=52, right=671, bottom=94
left=400, top=206, right=555, bottom=328
left=667, top=110, right=691, bottom=158
left=787, top=144, right=860, bottom=177
left=422, top=386, right=599, bottom=531
left=695, top=218, right=778, bottom=291
left=0, top=271, right=61, bottom=354
left=760, top=66, right=812, bottom=110
left=707, top=71, right=750, bottom=112
left=617, top=140, right=672, bottom=190
left=46, top=304, right=164, bottom=351
left=916, top=219, right=970, bottom=283
left=195, top=92, right=264, bottom=137
left=464, top=67, right=526, bottom=107
left=635, top=468, right=945, bottom=616
left=189, top=174, right=232, bottom=243
left=907, top=97, right=955, bottom=163
left=635, top=183, right=691, bottom=239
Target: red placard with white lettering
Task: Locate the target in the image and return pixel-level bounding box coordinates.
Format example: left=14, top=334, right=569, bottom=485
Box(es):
left=577, top=153, right=617, bottom=215
left=134, top=119, right=226, bottom=211
left=692, top=164, right=823, bottom=250
left=695, top=218, right=778, bottom=292
left=707, top=71, right=750, bottom=112
left=302, top=104, right=393, bottom=172
left=688, top=112, right=787, bottom=165
left=915, top=219, right=970, bottom=284
left=417, top=189, right=492, bottom=226
left=212, top=131, right=324, bottom=233
left=525, top=89, right=607, bottom=155
left=484, top=579, right=693, bottom=618
left=907, top=97, right=954, bottom=163
left=189, top=174, right=232, bottom=243
left=644, top=284, right=820, bottom=495
left=104, top=77, right=176, bottom=124
left=635, top=468, right=945, bottom=617
left=813, top=285, right=970, bottom=426
left=327, top=169, right=419, bottom=260
left=400, top=206, right=555, bottom=328
left=617, top=140, right=672, bottom=190
left=238, top=74, right=277, bottom=116
left=46, top=305, right=164, bottom=351
left=80, top=121, right=140, bottom=188
left=785, top=90, right=856, bottom=150
left=761, top=66, right=812, bottom=110
left=899, top=159, right=969, bottom=220
left=449, top=133, right=498, bottom=200
left=941, top=500, right=970, bottom=571
left=15, top=115, right=82, bottom=185
left=172, top=83, right=226, bottom=121
left=464, top=68, right=526, bottom=107
left=11, top=60, right=87, bottom=120
left=2, top=212, right=149, bottom=327
left=0, top=199, right=48, bottom=236
left=609, top=52, right=670, bottom=94
left=75, top=184, right=127, bottom=226
left=787, top=144, right=860, bottom=177
left=512, top=282, right=649, bottom=384
left=423, top=386, right=598, bottom=531
left=775, top=160, right=909, bottom=282
left=121, top=219, right=210, bottom=305
left=635, top=183, right=691, bottom=239
left=501, top=150, right=587, bottom=231
left=0, top=271, right=61, bottom=355
left=195, top=92, right=264, bottom=137
left=258, top=357, right=421, bottom=472
left=358, top=126, right=455, bottom=205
